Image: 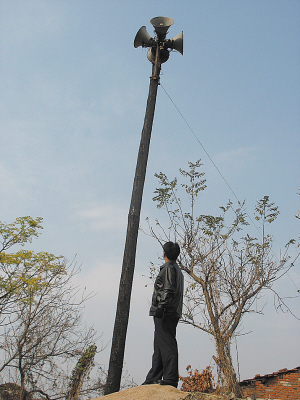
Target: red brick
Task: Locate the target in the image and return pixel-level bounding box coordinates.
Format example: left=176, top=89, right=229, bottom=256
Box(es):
left=240, top=366, right=300, bottom=399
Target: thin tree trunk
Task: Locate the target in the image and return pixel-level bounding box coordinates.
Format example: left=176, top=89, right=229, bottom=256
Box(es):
left=214, top=337, right=242, bottom=398
left=20, top=370, right=27, bottom=400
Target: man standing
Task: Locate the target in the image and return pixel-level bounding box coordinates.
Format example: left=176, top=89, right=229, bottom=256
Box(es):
left=143, top=241, right=184, bottom=388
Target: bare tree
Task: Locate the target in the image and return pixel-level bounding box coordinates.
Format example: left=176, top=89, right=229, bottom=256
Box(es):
left=146, top=160, right=298, bottom=397
left=1, top=261, right=96, bottom=400
left=0, top=217, right=97, bottom=400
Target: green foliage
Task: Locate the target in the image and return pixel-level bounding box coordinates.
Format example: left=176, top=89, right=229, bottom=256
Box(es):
left=1, top=251, right=64, bottom=299
left=153, top=160, right=206, bottom=211
left=0, top=216, right=43, bottom=250
left=179, top=160, right=207, bottom=197
left=153, top=173, right=177, bottom=209
left=72, top=345, right=97, bottom=376
left=67, top=345, right=97, bottom=400
left=0, top=217, right=65, bottom=316
left=254, top=195, right=280, bottom=224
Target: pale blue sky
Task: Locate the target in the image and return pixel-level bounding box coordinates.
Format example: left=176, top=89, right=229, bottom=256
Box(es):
left=1, top=0, right=299, bottom=386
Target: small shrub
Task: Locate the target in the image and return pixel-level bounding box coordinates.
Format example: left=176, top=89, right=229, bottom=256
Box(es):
left=180, top=365, right=214, bottom=393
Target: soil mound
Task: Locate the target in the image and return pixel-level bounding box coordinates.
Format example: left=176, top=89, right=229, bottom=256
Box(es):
left=98, top=384, right=188, bottom=400
left=97, top=385, right=228, bottom=400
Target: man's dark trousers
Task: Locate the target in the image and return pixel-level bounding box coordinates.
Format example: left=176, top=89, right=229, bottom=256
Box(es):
left=146, top=315, right=179, bottom=385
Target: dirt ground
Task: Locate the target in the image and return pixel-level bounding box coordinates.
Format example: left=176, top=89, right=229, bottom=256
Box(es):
left=96, top=384, right=228, bottom=400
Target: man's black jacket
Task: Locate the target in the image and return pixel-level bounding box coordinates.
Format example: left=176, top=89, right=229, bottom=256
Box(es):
left=149, top=260, right=184, bottom=319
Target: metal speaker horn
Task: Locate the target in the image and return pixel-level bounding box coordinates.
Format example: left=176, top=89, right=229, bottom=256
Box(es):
left=170, top=31, right=183, bottom=55
left=134, top=26, right=154, bottom=48
left=150, top=16, right=174, bottom=35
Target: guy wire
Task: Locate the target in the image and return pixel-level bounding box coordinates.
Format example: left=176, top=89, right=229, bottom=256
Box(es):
left=160, top=83, right=299, bottom=293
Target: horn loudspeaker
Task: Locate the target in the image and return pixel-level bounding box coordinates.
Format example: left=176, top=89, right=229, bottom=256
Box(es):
left=170, top=31, right=183, bottom=55
left=150, top=16, right=174, bottom=35
left=134, top=26, right=153, bottom=48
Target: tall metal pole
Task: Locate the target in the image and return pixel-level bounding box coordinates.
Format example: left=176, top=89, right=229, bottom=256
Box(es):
left=104, top=49, right=161, bottom=395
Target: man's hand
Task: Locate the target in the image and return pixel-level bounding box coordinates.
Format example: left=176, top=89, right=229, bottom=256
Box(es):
left=155, top=307, right=164, bottom=318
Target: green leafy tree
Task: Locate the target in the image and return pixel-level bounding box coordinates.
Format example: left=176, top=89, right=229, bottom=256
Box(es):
left=147, top=161, right=298, bottom=397
left=0, top=217, right=96, bottom=400
left=0, top=216, right=46, bottom=320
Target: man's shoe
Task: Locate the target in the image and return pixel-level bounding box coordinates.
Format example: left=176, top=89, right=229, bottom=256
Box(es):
left=158, top=380, right=178, bottom=388
left=141, top=380, right=158, bottom=385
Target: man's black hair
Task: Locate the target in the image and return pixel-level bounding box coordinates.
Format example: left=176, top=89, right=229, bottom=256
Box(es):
left=163, top=241, right=180, bottom=261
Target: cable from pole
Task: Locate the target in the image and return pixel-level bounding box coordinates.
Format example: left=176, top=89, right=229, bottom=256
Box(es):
left=160, top=83, right=300, bottom=293
left=160, top=84, right=244, bottom=207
